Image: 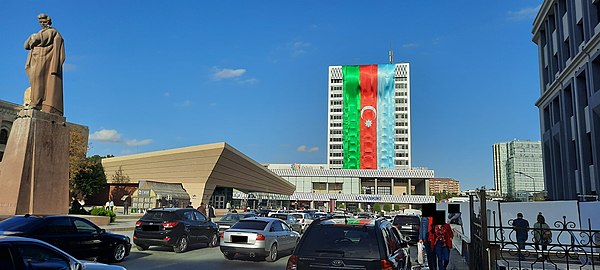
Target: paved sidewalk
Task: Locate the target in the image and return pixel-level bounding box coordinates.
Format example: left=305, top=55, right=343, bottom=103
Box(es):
left=413, top=248, right=469, bottom=270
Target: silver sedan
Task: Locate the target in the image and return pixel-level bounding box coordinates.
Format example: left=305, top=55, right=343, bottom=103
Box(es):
left=219, top=217, right=300, bottom=262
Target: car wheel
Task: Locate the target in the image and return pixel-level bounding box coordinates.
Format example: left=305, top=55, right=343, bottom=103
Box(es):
left=136, top=244, right=149, bottom=251
left=265, top=243, right=278, bottom=262
left=223, top=253, right=235, bottom=260
left=111, top=243, right=127, bottom=262
left=173, top=235, right=189, bottom=253
left=208, top=232, right=219, bottom=247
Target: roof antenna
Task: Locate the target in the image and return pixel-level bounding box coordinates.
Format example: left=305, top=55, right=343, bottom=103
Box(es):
left=389, top=47, right=394, bottom=64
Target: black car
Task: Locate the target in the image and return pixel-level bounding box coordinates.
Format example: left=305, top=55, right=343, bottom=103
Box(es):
left=215, top=212, right=257, bottom=231
left=133, top=208, right=219, bottom=253
left=0, top=236, right=126, bottom=270
left=392, top=215, right=420, bottom=244
left=0, top=215, right=131, bottom=262
left=287, top=217, right=410, bottom=270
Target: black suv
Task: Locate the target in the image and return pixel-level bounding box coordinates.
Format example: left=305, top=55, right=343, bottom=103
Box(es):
left=134, top=208, right=219, bottom=253
left=392, top=215, right=420, bottom=244
left=287, top=217, right=410, bottom=270
left=0, top=215, right=131, bottom=262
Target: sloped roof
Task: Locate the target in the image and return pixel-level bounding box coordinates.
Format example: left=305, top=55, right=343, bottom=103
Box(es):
left=101, top=142, right=296, bottom=198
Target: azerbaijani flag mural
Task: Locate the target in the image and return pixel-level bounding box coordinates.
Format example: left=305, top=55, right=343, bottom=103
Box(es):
left=342, top=64, right=396, bottom=170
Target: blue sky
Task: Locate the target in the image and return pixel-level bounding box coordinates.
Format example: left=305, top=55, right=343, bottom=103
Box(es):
left=0, top=1, right=543, bottom=190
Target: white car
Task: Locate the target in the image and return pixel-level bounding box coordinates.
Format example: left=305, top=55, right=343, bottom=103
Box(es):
left=290, top=213, right=313, bottom=233
left=220, top=217, right=300, bottom=262
left=0, top=236, right=126, bottom=270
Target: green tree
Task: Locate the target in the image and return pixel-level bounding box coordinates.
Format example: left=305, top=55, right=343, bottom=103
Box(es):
left=433, top=191, right=458, bottom=202
left=71, top=155, right=107, bottom=199
left=383, top=204, right=392, bottom=212
left=373, top=203, right=381, bottom=212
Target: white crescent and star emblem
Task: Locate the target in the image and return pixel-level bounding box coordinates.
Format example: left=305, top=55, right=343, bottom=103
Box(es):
left=360, top=106, right=377, bottom=127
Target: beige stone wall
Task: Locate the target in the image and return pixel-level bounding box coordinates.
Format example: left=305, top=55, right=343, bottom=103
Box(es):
left=102, top=143, right=296, bottom=207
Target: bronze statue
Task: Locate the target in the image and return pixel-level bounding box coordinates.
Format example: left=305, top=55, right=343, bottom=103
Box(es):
left=24, top=14, right=66, bottom=116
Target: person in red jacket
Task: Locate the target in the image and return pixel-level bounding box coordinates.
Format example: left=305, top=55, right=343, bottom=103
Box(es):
left=429, top=222, right=454, bottom=270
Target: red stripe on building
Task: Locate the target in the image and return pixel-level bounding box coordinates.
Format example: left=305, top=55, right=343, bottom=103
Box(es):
left=359, top=65, right=378, bottom=169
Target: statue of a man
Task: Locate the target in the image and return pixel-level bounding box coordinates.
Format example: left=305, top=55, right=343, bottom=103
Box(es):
left=24, top=13, right=66, bottom=116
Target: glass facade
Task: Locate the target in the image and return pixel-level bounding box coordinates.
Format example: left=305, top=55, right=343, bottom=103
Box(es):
left=282, top=176, right=361, bottom=194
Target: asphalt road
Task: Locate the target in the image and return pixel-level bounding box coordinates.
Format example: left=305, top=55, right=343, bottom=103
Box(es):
left=114, top=230, right=291, bottom=270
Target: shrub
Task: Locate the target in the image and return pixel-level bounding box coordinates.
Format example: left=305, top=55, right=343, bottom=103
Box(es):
left=383, top=204, right=392, bottom=212
left=90, top=207, right=117, bottom=223
left=373, top=203, right=381, bottom=212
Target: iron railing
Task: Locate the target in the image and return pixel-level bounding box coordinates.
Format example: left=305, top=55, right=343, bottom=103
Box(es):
left=489, top=212, right=600, bottom=270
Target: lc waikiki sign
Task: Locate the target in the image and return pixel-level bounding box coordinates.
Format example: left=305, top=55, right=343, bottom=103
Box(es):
left=342, top=64, right=395, bottom=170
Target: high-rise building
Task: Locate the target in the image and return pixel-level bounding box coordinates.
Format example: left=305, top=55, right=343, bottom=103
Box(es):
left=493, top=140, right=544, bottom=196
left=428, top=178, right=460, bottom=194
left=533, top=1, right=600, bottom=200
left=327, top=63, right=410, bottom=169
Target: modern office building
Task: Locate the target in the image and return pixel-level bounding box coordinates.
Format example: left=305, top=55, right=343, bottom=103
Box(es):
left=327, top=63, right=411, bottom=170
left=266, top=163, right=435, bottom=211
left=493, top=140, right=544, bottom=196
left=428, top=178, right=460, bottom=194
left=533, top=1, right=600, bottom=200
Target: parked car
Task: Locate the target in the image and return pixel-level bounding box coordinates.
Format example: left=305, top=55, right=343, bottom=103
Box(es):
left=355, top=212, right=376, bottom=219
left=0, top=236, right=127, bottom=270
left=133, top=208, right=219, bottom=253
left=287, top=217, right=411, bottom=270
left=220, top=217, right=300, bottom=262
left=290, top=213, right=313, bottom=233
left=392, top=214, right=421, bottom=244
left=0, top=215, right=131, bottom=262
left=216, top=212, right=257, bottom=231
left=268, top=213, right=302, bottom=232
left=257, top=209, right=272, bottom=217
left=312, top=212, right=331, bottom=219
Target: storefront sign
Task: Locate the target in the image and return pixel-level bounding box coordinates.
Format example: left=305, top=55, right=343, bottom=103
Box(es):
left=356, top=195, right=382, bottom=202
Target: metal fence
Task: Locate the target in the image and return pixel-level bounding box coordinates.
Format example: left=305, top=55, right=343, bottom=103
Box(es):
left=488, top=211, right=600, bottom=270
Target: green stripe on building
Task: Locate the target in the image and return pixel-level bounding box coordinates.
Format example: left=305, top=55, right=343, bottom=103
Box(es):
left=342, top=65, right=361, bottom=169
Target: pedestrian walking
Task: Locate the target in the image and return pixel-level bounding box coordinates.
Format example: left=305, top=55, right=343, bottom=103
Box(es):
left=197, top=202, right=207, bottom=217
left=512, top=213, right=529, bottom=260
left=208, top=203, right=216, bottom=222
left=123, top=200, right=129, bottom=215
left=429, top=219, right=453, bottom=270
left=533, top=212, right=551, bottom=261
left=109, top=200, right=114, bottom=212
left=105, top=201, right=110, bottom=210
left=226, top=201, right=232, bottom=212
left=419, top=216, right=437, bottom=270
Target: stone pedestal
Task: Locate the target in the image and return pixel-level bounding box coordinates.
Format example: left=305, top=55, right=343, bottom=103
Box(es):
left=0, top=109, right=69, bottom=215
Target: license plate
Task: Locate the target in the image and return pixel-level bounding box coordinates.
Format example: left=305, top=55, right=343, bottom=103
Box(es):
left=142, top=225, right=160, bottom=231
left=402, top=225, right=412, bottom=229
left=231, top=235, right=248, bottom=243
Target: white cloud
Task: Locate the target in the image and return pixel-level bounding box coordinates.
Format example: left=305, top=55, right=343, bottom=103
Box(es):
left=90, top=129, right=121, bottom=142
left=289, top=41, right=311, bottom=56
left=164, top=91, right=171, bottom=97
left=402, top=43, right=420, bottom=49
left=240, top=78, right=259, bottom=84
left=507, top=5, right=541, bottom=21
left=90, top=129, right=152, bottom=147
left=124, top=139, right=153, bottom=146
left=213, top=68, right=246, bottom=80
left=297, top=145, right=319, bottom=153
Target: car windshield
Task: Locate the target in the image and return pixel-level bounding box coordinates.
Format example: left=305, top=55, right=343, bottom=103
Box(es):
left=220, top=214, right=241, bottom=222
left=291, top=214, right=304, bottom=219
left=0, top=217, right=43, bottom=232
left=231, top=220, right=268, bottom=230
left=141, top=211, right=178, bottom=221
left=393, top=216, right=420, bottom=225
left=298, top=225, right=379, bottom=259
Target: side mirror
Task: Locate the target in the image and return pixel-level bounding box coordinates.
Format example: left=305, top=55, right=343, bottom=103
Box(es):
left=97, top=229, right=106, bottom=234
